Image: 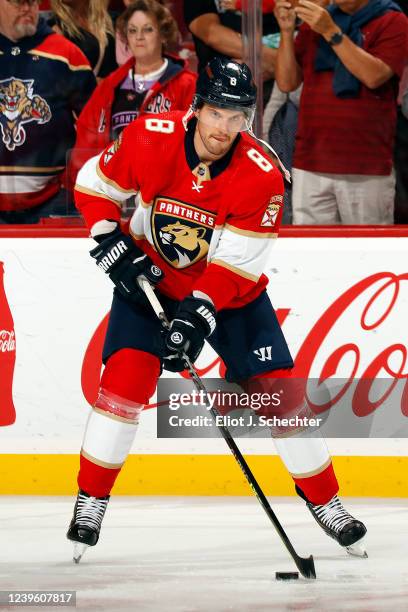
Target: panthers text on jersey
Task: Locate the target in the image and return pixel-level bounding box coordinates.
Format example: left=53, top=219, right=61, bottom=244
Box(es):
left=74, top=111, right=284, bottom=311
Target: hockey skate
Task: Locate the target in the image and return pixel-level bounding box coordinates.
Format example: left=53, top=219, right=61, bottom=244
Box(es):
left=306, top=494, right=367, bottom=557
left=66, top=490, right=110, bottom=563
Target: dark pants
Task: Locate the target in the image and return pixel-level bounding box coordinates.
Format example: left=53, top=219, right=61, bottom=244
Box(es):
left=103, top=289, right=294, bottom=383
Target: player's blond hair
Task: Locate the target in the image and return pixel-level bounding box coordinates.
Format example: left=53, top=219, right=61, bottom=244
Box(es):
left=50, top=0, right=114, bottom=49
left=116, top=0, right=179, bottom=50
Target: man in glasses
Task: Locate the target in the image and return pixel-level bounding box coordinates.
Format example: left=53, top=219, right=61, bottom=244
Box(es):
left=69, top=57, right=367, bottom=563
left=2, top=0, right=41, bottom=40
left=0, top=0, right=96, bottom=222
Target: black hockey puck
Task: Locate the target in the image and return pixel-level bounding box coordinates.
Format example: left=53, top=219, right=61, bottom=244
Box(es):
left=275, top=572, right=299, bottom=580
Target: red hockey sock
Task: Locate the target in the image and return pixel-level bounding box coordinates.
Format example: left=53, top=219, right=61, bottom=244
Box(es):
left=78, top=454, right=121, bottom=498
left=100, top=348, right=160, bottom=405
left=78, top=348, right=160, bottom=498
left=293, top=462, right=339, bottom=506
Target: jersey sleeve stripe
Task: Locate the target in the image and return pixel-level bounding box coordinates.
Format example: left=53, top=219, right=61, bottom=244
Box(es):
left=210, top=226, right=275, bottom=279
left=224, top=222, right=278, bottom=239
left=129, top=229, right=145, bottom=241
left=0, top=165, right=65, bottom=172
left=27, top=50, right=92, bottom=71
left=75, top=155, right=134, bottom=206
left=75, top=184, right=121, bottom=208
left=210, top=259, right=259, bottom=282
left=96, top=163, right=136, bottom=195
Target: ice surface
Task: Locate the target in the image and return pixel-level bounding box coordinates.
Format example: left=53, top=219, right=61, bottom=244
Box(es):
left=0, top=497, right=407, bottom=612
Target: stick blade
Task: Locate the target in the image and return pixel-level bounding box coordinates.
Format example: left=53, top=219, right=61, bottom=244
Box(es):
left=296, top=554, right=316, bottom=579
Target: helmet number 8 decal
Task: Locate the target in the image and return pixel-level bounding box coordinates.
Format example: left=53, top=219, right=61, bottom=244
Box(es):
left=145, top=119, right=175, bottom=134
left=247, top=149, right=273, bottom=172
left=230, top=77, right=237, bottom=86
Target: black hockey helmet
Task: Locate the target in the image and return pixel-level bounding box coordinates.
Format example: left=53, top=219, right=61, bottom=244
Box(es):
left=192, top=56, right=257, bottom=131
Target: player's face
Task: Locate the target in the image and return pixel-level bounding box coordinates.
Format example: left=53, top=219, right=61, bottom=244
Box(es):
left=0, top=0, right=39, bottom=41
left=126, top=11, right=163, bottom=65
left=195, top=105, right=244, bottom=161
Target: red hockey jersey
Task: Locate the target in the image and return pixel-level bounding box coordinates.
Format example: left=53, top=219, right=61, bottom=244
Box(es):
left=74, top=112, right=284, bottom=311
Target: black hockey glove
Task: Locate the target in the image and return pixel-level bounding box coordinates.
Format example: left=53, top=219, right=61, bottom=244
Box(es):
left=90, top=226, right=164, bottom=302
left=164, top=296, right=216, bottom=372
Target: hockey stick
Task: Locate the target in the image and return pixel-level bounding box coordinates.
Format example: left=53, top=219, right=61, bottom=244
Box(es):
left=139, top=278, right=316, bottom=579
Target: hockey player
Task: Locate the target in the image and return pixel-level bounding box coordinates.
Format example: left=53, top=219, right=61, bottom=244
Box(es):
left=68, top=57, right=367, bottom=562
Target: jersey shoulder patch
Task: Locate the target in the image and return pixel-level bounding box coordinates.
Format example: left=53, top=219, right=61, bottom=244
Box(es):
left=261, top=194, right=284, bottom=228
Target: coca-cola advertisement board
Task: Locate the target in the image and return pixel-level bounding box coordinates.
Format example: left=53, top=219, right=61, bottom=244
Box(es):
left=0, top=236, right=407, bottom=458
left=0, top=261, right=16, bottom=426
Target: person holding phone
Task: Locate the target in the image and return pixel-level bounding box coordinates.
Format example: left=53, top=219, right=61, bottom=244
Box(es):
left=274, top=0, right=408, bottom=225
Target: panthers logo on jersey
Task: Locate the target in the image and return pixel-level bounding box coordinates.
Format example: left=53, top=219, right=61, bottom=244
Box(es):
left=152, top=197, right=216, bottom=269
left=0, top=77, right=51, bottom=151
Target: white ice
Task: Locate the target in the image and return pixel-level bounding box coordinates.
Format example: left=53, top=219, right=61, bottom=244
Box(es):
left=0, top=497, right=407, bottom=612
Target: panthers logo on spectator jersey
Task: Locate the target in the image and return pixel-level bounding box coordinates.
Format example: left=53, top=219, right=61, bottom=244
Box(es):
left=152, top=197, right=216, bottom=269
left=0, top=77, right=51, bottom=151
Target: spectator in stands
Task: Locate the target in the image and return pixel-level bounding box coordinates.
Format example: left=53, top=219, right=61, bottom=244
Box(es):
left=70, top=0, right=196, bottom=185
left=263, top=81, right=302, bottom=224
left=49, top=0, right=117, bottom=79
left=115, top=0, right=169, bottom=66
left=263, top=0, right=329, bottom=224
left=393, top=0, right=408, bottom=223
left=274, top=0, right=408, bottom=225
left=0, top=0, right=96, bottom=223
left=394, top=68, right=408, bottom=222
left=183, top=0, right=279, bottom=101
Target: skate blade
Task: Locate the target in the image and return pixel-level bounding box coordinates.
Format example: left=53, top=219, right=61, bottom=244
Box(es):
left=73, top=542, right=89, bottom=564
left=346, top=537, right=368, bottom=558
